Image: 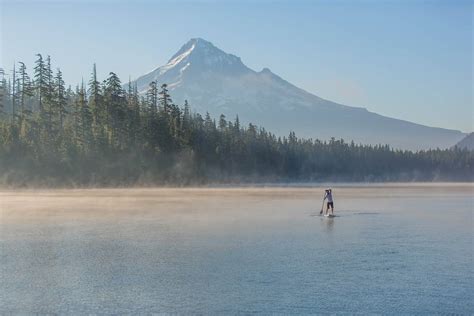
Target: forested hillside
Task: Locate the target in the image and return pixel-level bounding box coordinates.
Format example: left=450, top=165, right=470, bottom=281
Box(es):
left=0, top=55, right=472, bottom=187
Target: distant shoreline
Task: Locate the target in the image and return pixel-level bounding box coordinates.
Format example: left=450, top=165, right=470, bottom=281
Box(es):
left=1, top=181, right=472, bottom=190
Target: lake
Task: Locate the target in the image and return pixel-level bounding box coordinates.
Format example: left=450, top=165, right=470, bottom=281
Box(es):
left=1, top=184, right=472, bottom=314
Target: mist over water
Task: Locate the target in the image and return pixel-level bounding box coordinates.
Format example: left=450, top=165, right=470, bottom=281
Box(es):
left=1, top=184, right=472, bottom=314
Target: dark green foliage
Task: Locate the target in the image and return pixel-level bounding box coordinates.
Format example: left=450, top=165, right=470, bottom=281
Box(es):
left=34, top=54, right=48, bottom=113
left=0, top=68, right=6, bottom=116
left=0, top=56, right=472, bottom=187
left=54, top=68, right=67, bottom=130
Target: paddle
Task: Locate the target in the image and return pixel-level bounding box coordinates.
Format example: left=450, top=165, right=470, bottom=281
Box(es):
left=319, top=194, right=325, bottom=215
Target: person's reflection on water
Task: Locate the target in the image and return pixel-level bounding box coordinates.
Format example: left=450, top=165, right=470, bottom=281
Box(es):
left=320, top=216, right=335, bottom=233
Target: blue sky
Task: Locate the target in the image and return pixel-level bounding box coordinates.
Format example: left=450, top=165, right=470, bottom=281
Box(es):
left=1, top=0, right=472, bottom=132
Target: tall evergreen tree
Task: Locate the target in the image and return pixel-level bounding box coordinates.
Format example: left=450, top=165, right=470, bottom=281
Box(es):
left=11, top=63, right=17, bottom=123
left=158, top=83, right=172, bottom=113
left=103, top=72, right=126, bottom=148
left=0, top=68, right=5, bottom=115
left=33, top=54, right=47, bottom=113
left=127, top=81, right=141, bottom=145
left=181, top=100, right=192, bottom=143
left=16, top=62, right=34, bottom=140
left=146, top=81, right=158, bottom=115
left=54, top=68, right=67, bottom=130
left=88, top=63, right=103, bottom=141
left=74, top=81, right=92, bottom=151
left=218, top=114, right=227, bottom=131
left=17, top=62, right=32, bottom=118
left=44, top=55, right=55, bottom=130
left=169, top=102, right=182, bottom=142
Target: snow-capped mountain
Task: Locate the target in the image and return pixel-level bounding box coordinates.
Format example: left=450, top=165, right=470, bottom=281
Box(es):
left=131, top=38, right=465, bottom=150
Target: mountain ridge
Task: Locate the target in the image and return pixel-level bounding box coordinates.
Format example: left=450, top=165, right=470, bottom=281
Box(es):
left=129, top=38, right=465, bottom=150
left=453, top=133, right=474, bottom=150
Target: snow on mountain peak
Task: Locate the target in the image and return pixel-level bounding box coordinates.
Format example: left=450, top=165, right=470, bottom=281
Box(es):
left=158, top=43, right=195, bottom=75
left=167, top=38, right=201, bottom=62
left=165, top=38, right=244, bottom=71
left=133, top=38, right=250, bottom=94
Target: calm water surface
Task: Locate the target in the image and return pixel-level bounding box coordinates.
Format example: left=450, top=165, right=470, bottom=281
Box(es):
left=1, top=184, right=472, bottom=314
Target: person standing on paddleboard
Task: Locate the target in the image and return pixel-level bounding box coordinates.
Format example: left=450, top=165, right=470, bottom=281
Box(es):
left=323, top=189, right=334, bottom=215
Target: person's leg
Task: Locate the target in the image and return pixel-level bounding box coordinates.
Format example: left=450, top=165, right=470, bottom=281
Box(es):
left=328, top=202, right=334, bottom=214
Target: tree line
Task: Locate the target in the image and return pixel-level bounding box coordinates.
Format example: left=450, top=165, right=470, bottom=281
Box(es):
left=0, top=55, right=472, bottom=186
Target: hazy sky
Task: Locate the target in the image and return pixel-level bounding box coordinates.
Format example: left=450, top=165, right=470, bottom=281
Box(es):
left=1, top=0, right=472, bottom=132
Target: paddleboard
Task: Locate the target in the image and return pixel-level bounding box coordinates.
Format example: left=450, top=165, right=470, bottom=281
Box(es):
left=324, top=214, right=336, bottom=218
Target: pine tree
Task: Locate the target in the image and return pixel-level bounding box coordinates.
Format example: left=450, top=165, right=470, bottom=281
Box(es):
left=127, top=76, right=133, bottom=100
left=146, top=81, right=158, bottom=115
left=54, top=68, right=67, bottom=130
left=103, top=72, right=126, bottom=148
left=73, top=84, right=82, bottom=146
left=233, top=115, right=240, bottom=135
left=205, top=112, right=214, bottom=131
left=44, top=55, right=55, bottom=131
left=128, top=82, right=141, bottom=146
left=218, top=114, right=227, bottom=131
left=158, top=83, right=172, bottom=113
left=169, top=102, right=182, bottom=142
left=87, top=64, right=104, bottom=147
left=34, top=54, right=46, bottom=112
left=16, top=62, right=34, bottom=140
left=76, top=81, right=92, bottom=152
left=183, top=100, right=191, bottom=124
left=11, top=63, right=16, bottom=123
left=45, top=56, right=54, bottom=100
left=17, top=62, right=30, bottom=119
left=0, top=68, right=5, bottom=115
